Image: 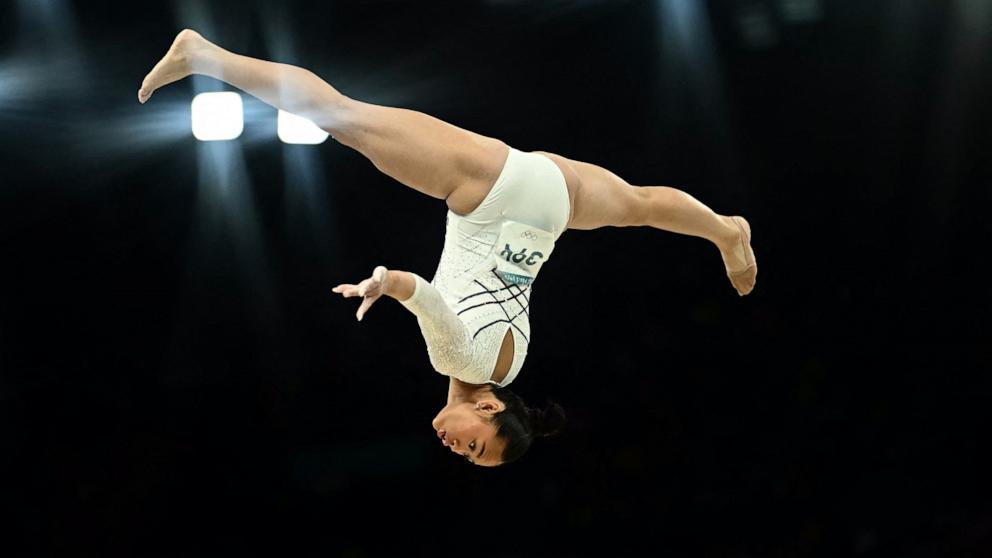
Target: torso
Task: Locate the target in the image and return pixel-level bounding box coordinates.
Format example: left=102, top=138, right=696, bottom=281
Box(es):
left=430, top=213, right=532, bottom=387
left=434, top=146, right=574, bottom=387
left=485, top=151, right=574, bottom=383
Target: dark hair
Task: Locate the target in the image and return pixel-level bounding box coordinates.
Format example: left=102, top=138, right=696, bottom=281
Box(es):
left=489, top=386, right=566, bottom=464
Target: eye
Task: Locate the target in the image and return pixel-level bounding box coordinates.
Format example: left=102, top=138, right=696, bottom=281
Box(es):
left=469, top=441, right=476, bottom=451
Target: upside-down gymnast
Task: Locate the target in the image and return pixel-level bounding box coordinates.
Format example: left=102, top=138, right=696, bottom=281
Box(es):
left=139, top=29, right=757, bottom=467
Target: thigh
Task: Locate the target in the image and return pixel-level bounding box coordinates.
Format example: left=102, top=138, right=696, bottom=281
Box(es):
left=334, top=99, right=509, bottom=215
left=533, top=152, right=645, bottom=230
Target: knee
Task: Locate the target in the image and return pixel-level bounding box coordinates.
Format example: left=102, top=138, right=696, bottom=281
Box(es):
left=319, top=97, right=363, bottom=146
left=618, top=187, right=652, bottom=227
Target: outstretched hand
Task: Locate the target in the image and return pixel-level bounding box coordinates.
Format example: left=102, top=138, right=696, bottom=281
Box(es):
left=332, top=266, right=391, bottom=321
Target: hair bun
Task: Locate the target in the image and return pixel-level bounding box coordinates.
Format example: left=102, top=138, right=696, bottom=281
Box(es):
left=531, top=400, right=566, bottom=438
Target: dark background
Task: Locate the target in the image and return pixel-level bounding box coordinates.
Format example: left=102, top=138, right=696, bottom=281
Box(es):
left=2, top=0, right=990, bottom=556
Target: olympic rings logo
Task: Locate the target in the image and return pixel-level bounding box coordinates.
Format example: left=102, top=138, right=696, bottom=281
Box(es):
left=520, top=230, right=538, bottom=241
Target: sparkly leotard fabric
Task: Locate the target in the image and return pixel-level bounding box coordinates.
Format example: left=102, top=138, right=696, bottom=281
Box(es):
left=399, top=147, right=570, bottom=386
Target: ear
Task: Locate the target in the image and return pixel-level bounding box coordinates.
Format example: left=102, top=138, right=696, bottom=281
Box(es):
left=474, top=398, right=506, bottom=416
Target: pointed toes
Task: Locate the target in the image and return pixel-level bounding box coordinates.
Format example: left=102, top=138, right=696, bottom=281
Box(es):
left=728, top=266, right=757, bottom=296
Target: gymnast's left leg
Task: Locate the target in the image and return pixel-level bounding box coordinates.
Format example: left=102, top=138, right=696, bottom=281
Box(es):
left=536, top=151, right=757, bottom=296
left=138, top=29, right=507, bottom=215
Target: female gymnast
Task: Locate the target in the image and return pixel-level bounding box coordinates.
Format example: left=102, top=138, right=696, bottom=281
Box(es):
left=139, top=29, right=757, bottom=467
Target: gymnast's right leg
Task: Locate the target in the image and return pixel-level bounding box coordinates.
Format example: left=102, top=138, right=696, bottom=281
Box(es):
left=138, top=29, right=508, bottom=215
left=536, top=151, right=757, bottom=296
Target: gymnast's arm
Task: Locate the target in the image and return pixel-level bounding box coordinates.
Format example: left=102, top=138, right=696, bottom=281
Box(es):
left=332, top=267, right=475, bottom=376
left=380, top=270, right=416, bottom=302
left=332, top=265, right=413, bottom=320
left=331, top=266, right=432, bottom=318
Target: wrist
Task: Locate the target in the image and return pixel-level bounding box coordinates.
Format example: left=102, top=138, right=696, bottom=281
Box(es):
left=382, top=270, right=398, bottom=298
left=385, top=270, right=417, bottom=301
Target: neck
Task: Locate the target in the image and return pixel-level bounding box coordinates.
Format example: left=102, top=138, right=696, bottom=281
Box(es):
left=446, top=378, right=493, bottom=405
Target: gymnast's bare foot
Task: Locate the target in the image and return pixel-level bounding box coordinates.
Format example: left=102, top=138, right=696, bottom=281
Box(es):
left=138, top=29, right=210, bottom=104
left=719, top=216, right=757, bottom=296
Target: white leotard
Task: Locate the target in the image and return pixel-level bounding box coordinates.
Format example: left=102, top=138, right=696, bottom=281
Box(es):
left=399, top=147, right=570, bottom=386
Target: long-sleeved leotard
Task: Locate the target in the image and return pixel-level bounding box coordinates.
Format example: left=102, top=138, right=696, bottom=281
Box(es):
left=399, top=147, right=570, bottom=386
left=400, top=270, right=530, bottom=386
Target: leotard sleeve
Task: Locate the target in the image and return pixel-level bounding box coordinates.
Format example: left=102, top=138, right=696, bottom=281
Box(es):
left=398, top=273, right=492, bottom=384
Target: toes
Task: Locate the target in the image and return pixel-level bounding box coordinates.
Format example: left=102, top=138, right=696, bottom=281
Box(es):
left=138, top=73, right=157, bottom=103
left=729, top=268, right=756, bottom=296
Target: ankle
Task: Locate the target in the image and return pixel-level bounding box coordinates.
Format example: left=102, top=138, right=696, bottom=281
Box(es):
left=714, top=216, right=740, bottom=251
left=175, top=29, right=213, bottom=74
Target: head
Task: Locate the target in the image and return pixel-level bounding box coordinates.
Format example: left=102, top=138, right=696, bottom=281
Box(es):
left=431, top=385, right=565, bottom=467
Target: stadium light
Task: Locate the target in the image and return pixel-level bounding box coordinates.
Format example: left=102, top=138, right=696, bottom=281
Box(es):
left=191, top=91, right=243, bottom=141
left=277, top=110, right=329, bottom=145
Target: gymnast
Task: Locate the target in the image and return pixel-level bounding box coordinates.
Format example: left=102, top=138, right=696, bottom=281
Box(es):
left=139, top=29, right=757, bottom=467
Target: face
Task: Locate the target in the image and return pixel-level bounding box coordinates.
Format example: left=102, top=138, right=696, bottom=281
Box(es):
left=431, top=401, right=506, bottom=467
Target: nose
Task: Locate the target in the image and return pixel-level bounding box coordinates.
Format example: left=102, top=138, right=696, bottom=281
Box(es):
left=437, top=430, right=450, bottom=447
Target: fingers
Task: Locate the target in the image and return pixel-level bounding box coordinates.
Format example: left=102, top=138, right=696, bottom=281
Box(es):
left=356, top=295, right=377, bottom=322
left=332, top=280, right=380, bottom=298
left=332, top=284, right=361, bottom=297
left=332, top=267, right=387, bottom=321
left=357, top=277, right=381, bottom=297
left=332, top=282, right=378, bottom=321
